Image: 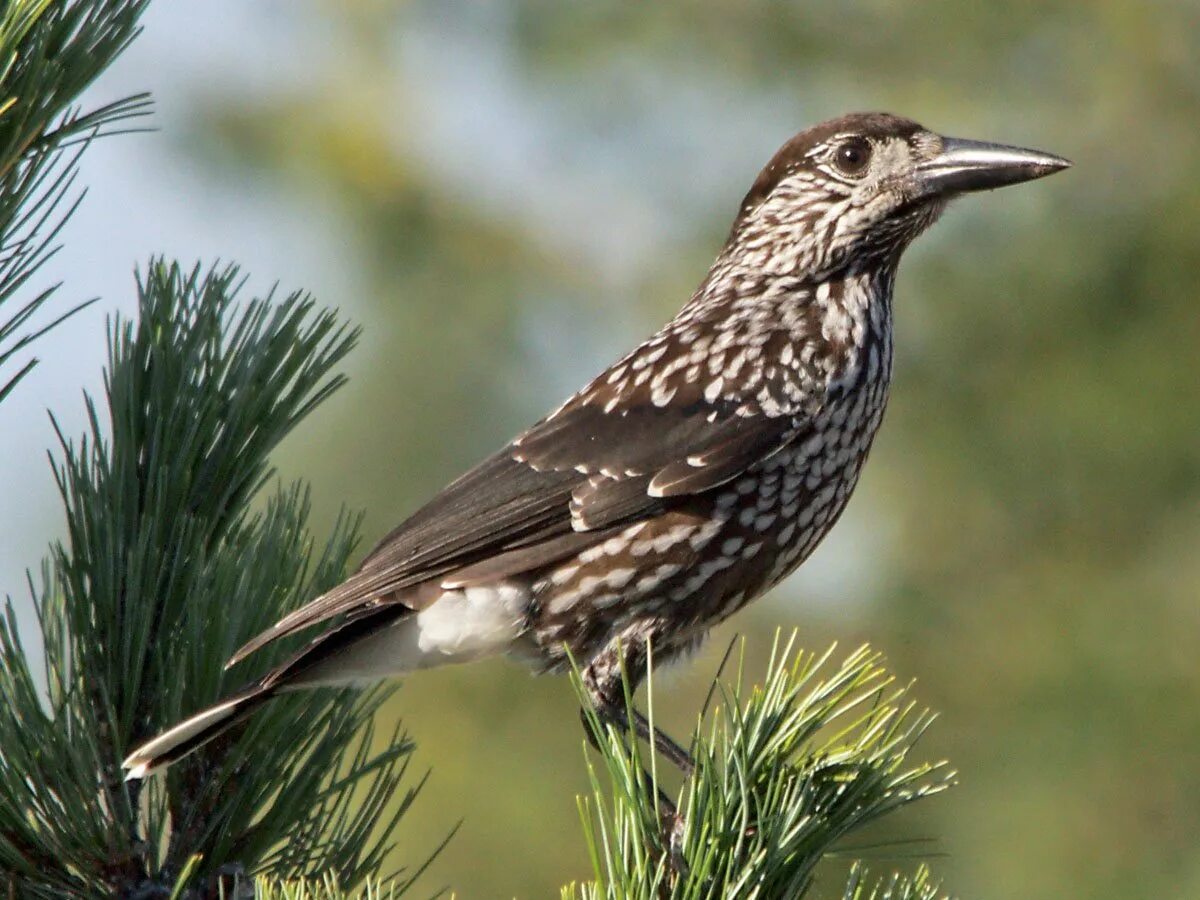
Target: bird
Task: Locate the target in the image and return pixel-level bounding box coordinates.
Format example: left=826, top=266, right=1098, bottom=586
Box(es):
left=123, top=112, right=1069, bottom=781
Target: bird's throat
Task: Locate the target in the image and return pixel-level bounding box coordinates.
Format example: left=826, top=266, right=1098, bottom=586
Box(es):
left=813, top=265, right=895, bottom=400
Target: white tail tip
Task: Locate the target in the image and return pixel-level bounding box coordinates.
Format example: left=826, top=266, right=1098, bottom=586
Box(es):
left=121, top=695, right=249, bottom=779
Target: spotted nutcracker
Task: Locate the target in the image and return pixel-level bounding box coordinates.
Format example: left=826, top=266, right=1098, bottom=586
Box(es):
left=124, top=112, right=1069, bottom=779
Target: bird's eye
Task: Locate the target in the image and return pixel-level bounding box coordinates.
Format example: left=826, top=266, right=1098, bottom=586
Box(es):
left=833, top=138, right=872, bottom=176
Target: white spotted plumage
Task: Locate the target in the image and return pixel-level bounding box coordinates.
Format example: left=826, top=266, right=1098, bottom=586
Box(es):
left=127, top=112, right=1067, bottom=781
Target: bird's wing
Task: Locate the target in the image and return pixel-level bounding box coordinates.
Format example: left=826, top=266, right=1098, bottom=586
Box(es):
left=228, top=339, right=803, bottom=667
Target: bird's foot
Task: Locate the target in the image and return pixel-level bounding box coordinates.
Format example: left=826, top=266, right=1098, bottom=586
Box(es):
left=659, top=809, right=689, bottom=892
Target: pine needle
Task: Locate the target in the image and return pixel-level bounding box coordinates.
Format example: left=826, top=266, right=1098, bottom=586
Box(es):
left=566, top=633, right=958, bottom=899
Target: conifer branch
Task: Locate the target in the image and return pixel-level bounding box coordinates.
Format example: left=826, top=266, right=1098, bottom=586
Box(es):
left=0, top=260, right=432, bottom=898
left=563, top=635, right=957, bottom=899
left=0, top=0, right=153, bottom=403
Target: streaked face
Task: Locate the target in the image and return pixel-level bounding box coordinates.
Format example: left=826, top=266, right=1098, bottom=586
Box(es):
left=734, top=114, right=947, bottom=278
left=732, top=112, right=1069, bottom=279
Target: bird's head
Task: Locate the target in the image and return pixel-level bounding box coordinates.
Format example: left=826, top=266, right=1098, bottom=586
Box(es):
left=730, top=111, right=1071, bottom=279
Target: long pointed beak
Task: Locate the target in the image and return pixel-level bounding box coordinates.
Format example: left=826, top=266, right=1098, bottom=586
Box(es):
left=918, top=136, right=1071, bottom=195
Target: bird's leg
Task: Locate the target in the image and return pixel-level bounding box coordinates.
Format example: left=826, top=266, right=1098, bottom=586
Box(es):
left=580, top=639, right=694, bottom=855
left=623, top=706, right=696, bottom=777
left=577, top=704, right=690, bottom=819
left=581, top=641, right=696, bottom=772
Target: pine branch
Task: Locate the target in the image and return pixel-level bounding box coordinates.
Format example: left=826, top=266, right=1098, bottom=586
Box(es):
left=239, top=874, right=404, bottom=900
left=564, top=635, right=958, bottom=899
left=841, top=861, right=951, bottom=900
left=0, top=0, right=154, bottom=403
left=0, top=260, right=433, bottom=898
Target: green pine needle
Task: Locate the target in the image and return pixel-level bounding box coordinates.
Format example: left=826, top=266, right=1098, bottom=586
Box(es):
left=841, top=861, right=951, bottom=900
left=565, top=634, right=958, bottom=900
left=242, top=873, right=403, bottom=900
left=0, top=259, right=433, bottom=897
left=0, top=0, right=154, bottom=402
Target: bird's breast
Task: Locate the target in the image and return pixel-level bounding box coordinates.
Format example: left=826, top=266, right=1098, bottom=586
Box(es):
left=528, top=361, right=891, bottom=670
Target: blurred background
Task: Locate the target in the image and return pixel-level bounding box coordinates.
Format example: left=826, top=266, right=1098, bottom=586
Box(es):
left=3, top=1, right=1198, bottom=896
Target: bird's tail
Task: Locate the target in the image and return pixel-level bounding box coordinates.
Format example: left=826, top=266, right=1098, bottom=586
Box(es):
left=122, top=684, right=273, bottom=779
left=122, top=606, right=412, bottom=779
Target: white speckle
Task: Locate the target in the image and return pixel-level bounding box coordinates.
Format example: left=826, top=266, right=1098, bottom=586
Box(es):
left=815, top=482, right=837, bottom=507
left=603, top=536, right=627, bottom=555
left=754, top=514, right=776, bottom=531
left=652, top=524, right=696, bottom=553
left=678, top=558, right=735, bottom=597
left=578, top=544, right=607, bottom=564
left=550, top=565, right=579, bottom=586
left=642, top=344, right=668, bottom=366
left=576, top=575, right=602, bottom=595
left=721, top=537, right=745, bottom=555
left=726, top=349, right=748, bottom=375
left=704, top=377, right=724, bottom=402
left=605, top=568, right=636, bottom=589
left=655, top=563, right=683, bottom=580
left=800, top=434, right=824, bottom=457
left=651, top=382, right=677, bottom=407
left=689, top=519, right=723, bottom=549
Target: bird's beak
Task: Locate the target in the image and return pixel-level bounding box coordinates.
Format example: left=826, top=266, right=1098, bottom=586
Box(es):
left=917, top=136, right=1071, bottom=196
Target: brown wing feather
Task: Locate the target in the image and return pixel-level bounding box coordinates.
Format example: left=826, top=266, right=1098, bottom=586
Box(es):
left=230, top=361, right=803, bottom=667
left=228, top=451, right=579, bottom=666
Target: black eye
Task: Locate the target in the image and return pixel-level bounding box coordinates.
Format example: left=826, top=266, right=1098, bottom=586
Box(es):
left=833, top=137, right=871, bottom=176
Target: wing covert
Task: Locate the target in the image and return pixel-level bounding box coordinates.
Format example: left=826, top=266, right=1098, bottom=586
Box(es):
left=230, top=324, right=811, bottom=665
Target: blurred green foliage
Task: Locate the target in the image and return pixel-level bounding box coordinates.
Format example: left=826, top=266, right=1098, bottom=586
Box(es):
left=174, top=1, right=1199, bottom=897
